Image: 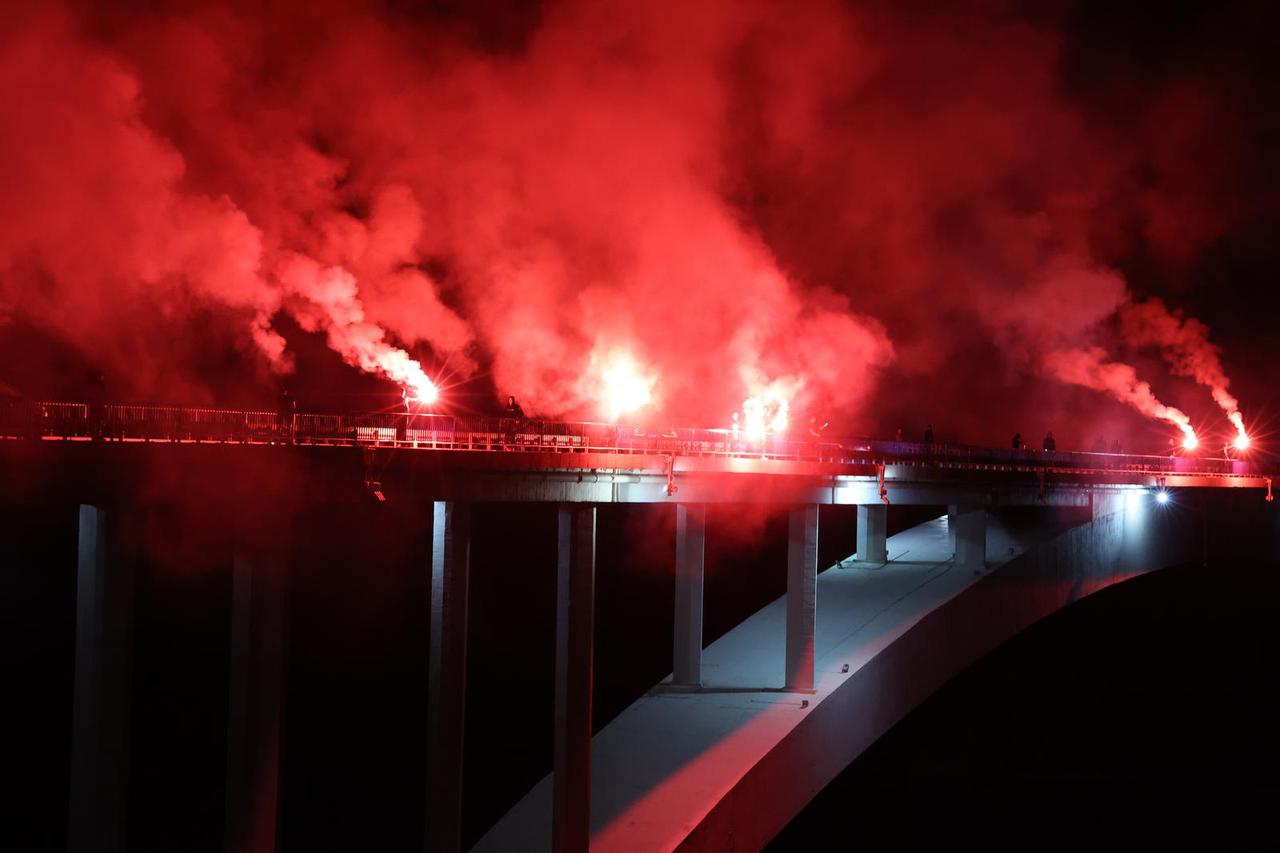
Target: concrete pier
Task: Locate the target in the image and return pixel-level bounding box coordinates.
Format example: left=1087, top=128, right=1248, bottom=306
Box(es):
left=553, top=505, right=597, bottom=853
left=954, top=504, right=987, bottom=572
left=673, top=504, right=706, bottom=687
left=785, top=504, right=819, bottom=691
left=68, top=505, right=135, bottom=853
left=427, top=501, right=471, bottom=853
left=856, top=505, right=888, bottom=563
left=224, top=549, right=288, bottom=853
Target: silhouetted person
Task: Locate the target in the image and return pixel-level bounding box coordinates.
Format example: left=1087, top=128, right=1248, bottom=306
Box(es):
left=503, top=395, right=525, bottom=444
left=924, top=424, right=934, bottom=443
left=1043, top=431, right=1056, bottom=452
left=1092, top=435, right=1107, bottom=453
left=276, top=386, right=296, bottom=443
left=1110, top=439, right=1122, bottom=454
left=1011, top=431, right=1022, bottom=451
left=895, top=427, right=904, bottom=442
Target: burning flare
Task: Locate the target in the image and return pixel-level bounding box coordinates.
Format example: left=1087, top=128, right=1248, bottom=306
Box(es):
left=740, top=383, right=791, bottom=441
left=1229, top=412, right=1249, bottom=449
left=595, top=350, right=656, bottom=422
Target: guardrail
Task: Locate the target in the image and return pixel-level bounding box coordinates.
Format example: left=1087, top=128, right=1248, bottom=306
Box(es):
left=0, top=399, right=1265, bottom=477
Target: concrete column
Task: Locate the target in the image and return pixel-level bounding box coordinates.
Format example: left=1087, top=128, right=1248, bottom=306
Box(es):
left=68, top=505, right=135, bottom=853
left=672, top=504, right=706, bottom=687
left=856, top=505, right=888, bottom=563
left=553, top=505, right=596, bottom=853
left=947, top=505, right=958, bottom=557
left=427, top=502, right=471, bottom=853
left=954, top=504, right=987, bottom=572
left=224, top=550, right=288, bottom=853
left=785, top=504, right=819, bottom=691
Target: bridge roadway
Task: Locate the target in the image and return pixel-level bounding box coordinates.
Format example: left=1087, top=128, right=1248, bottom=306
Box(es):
left=4, top=402, right=1277, bottom=852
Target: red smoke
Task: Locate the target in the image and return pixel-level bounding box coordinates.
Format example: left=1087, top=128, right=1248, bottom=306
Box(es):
left=0, top=1, right=1259, bottom=442
left=1043, top=347, right=1195, bottom=443
left=1119, top=298, right=1247, bottom=440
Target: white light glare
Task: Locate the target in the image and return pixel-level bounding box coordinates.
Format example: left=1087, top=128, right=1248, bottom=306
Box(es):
left=1155, top=490, right=1170, bottom=505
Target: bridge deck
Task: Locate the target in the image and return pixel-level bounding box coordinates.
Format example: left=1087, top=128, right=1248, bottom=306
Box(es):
left=475, top=515, right=1052, bottom=852
left=2, top=401, right=1270, bottom=486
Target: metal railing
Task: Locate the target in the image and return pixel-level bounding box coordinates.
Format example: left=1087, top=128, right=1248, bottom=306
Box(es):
left=0, top=398, right=1267, bottom=478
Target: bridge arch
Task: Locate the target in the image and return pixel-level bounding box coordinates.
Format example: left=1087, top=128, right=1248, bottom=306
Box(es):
left=677, top=491, right=1275, bottom=851
left=477, top=490, right=1278, bottom=851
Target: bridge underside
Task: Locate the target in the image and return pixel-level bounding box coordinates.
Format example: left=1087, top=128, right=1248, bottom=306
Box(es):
left=476, top=492, right=1278, bottom=852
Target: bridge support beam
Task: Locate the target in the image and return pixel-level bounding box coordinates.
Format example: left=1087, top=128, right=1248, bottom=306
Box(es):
left=224, top=549, right=288, bottom=853
left=947, top=505, right=958, bottom=556
left=954, top=504, right=987, bottom=572
left=68, top=505, right=135, bottom=853
left=785, top=504, right=819, bottom=691
left=427, top=501, right=471, bottom=853
left=673, top=504, right=706, bottom=688
left=856, top=505, right=888, bottom=563
left=554, top=505, right=597, bottom=853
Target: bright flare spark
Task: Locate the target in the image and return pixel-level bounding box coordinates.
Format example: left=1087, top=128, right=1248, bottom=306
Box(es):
left=740, top=388, right=790, bottom=442
left=599, top=353, right=655, bottom=421
left=1229, top=412, right=1249, bottom=449
left=404, top=374, right=440, bottom=406
left=1156, top=490, right=1171, bottom=504
left=1181, top=432, right=1199, bottom=451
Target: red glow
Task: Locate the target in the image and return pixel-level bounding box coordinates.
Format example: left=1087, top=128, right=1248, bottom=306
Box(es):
left=741, top=382, right=791, bottom=441
left=0, top=2, right=1258, bottom=436
left=595, top=351, right=656, bottom=422
left=405, top=378, right=439, bottom=407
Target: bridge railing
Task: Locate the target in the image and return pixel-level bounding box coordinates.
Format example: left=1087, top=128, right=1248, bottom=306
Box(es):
left=0, top=401, right=93, bottom=439
left=855, top=438, right=1251, bottom=476
left=102, top=405, right=280, bottom=442
left=0, top=399, right=1266, bottom=477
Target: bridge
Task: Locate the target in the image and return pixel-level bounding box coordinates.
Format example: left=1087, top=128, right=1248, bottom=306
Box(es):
left=3, top=401, right=1277, bottom=852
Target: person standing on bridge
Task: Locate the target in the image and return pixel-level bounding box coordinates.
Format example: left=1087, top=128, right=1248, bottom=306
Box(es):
left=276, top=386, right=296, bottom=444
left=503, top=395, right=525, bottom=445
left=924, top=423, right=934, bottom=444
left=1012, top=431, right=1022, bottom=451
left=1043, top=431, right=1056, bottom=452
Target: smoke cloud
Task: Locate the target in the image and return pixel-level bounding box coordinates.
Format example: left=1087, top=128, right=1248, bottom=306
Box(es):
left=1120, top=298, right=1245, bottom=436
left=0, top=1, right=1261, bottom=443
left=1043, top=347, right=1195, bottom=443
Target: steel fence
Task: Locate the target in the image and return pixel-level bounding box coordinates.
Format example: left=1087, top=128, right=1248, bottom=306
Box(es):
left=0, top=399, right=1266, bottom=477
